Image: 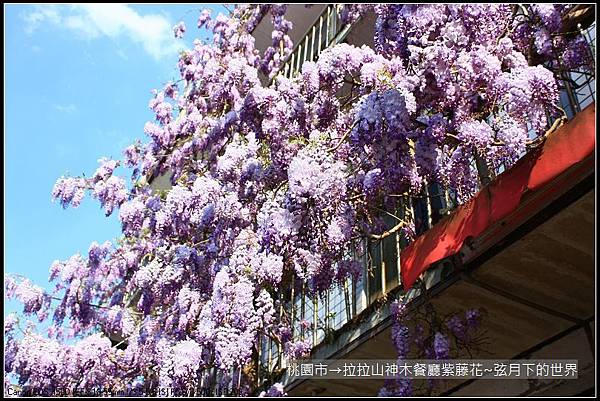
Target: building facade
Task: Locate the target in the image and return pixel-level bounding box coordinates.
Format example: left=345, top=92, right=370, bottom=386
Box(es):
left=249, top=5, right=596, bottom=397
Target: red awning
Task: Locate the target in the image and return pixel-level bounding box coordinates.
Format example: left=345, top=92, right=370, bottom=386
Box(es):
left=401, top=104, right=596, bottom=290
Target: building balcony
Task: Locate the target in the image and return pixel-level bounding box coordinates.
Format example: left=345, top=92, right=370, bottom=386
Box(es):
left=249, top=5, right=596, bottom=396
left=139, top=5, right=596, bottom=396
left=281, top=103, right=595, bottom=396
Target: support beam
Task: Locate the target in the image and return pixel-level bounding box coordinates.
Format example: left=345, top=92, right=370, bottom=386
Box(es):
left=461, top=273, right=584, bottom=324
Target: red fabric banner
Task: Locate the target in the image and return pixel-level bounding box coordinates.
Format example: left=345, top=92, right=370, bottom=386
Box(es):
left=401, top=104, right=596, bottom=290
left=527, top=105, right=596, bottom=191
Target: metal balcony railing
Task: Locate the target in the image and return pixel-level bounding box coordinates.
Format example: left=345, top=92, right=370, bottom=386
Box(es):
left=275, top=4, right=355, bottom=80
left=561, top=21, right=596, bottom=117
left=257, top=13, right=596, bottom=388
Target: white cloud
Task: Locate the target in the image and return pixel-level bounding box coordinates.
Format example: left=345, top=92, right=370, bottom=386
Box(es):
left=22, top=4, right=183, bottom=60
left=54, top=104, right=77, bottom=113
left=22, top=6, right=61, bottom=34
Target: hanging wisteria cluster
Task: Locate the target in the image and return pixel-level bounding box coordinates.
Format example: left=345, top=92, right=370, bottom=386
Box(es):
left=379, top=300, right=485, bottom=396
left=5, top=4, right=593, bottom=397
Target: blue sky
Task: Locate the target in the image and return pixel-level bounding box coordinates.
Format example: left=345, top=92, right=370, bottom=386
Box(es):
left=4, top=4, right=228, bottom=318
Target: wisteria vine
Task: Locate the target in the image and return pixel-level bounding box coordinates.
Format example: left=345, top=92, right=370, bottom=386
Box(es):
left=4, top=4, right=594, bottom=397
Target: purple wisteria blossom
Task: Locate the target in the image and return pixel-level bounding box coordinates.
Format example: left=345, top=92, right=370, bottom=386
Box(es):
left=173, top=21, right=186, bottom=39
left=5, top=4, right=587, bottom=397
